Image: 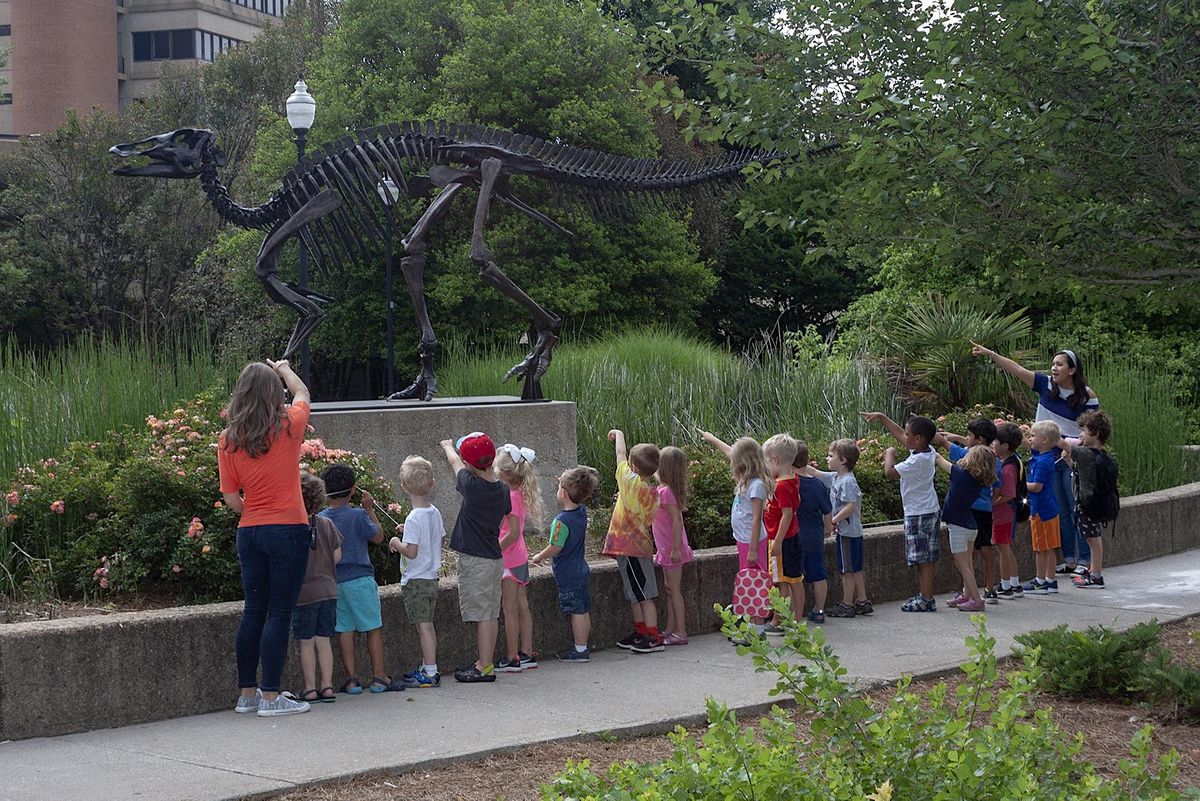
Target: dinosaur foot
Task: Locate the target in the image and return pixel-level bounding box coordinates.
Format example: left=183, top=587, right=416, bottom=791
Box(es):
left=387, top=374, right=437, bottom=402
left=503, top=330, right=558, bottom=400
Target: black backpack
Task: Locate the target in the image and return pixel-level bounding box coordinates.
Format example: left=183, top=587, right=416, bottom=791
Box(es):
left=1080, top=449, right=1120, bottom=524
left=1006, top=454, right=1030, bottom=523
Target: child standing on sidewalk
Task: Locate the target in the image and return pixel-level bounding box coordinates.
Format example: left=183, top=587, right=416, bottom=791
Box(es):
left=653, top=446, right=694, bottom=646
left=294, top=472, right=342, bottom=703
left=494, top=444, right=543, bottom=672
left=762, top=434, right=802, bottom=633
left=532, top=466, right=602, bottom=661
left=793, top=440, right=834, bottom=623
left=860, top=412, right=941, bottom=612
left=1063, top=410, right=1118, bottom=589
left=1024, top=421, right=1063, bottom=594
left=936, top=418, right=1001, bottom=603
left=991, top=423, right=1024, bottom=598
left=602, top=429, right=663, bottom=654
left=388, top=455, right=446, bottom=689
left=805, top=439, right=870, bottom=618
left=441, top=432, right=511, bottom=683
left=934, top=445, right=997, bottom=613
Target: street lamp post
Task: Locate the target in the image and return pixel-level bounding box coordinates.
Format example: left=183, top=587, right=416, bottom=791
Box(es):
left=285, top=78, right=316, bottom=387
left=376, top=176, right=400, bottom=397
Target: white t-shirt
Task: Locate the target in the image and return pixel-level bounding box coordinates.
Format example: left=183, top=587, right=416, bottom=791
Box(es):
left=893, top=449, right=940, bottom=516
left=400, top=505, right=446, bottom=584
left=730, top=478, right=768, bottom=544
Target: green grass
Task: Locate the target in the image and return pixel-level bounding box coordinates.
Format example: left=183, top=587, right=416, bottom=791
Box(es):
left=438, top=328, right=903, bottom=484
left=0, top=335, right=232, bottom=483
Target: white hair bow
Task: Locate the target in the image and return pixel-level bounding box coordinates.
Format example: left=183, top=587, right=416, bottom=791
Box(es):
left=502, top=443, right=536, bottom=464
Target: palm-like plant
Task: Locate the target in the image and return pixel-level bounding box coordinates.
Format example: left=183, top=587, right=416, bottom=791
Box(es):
left=878, top=294, right=1035, bottom=412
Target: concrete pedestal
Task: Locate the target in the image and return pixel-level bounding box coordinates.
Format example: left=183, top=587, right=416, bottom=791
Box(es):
left=308, top=397, right=578, bottom=525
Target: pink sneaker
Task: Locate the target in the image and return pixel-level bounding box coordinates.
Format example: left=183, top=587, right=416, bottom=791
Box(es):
left=946, top=592, right=966, bottom=608
left=957, top=598, right=985, bottom=612
left=663, top=632, right=689, bottom=646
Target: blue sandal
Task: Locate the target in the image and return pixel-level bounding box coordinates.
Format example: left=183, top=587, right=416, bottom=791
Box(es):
left=369, top=675, right=405, bottom=693
left=901, top=595, right=937, bottom=612
left=340, top=677, right=363, bottom=695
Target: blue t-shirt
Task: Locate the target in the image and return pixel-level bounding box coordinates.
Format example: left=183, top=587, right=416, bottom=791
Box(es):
left=796, top=475, right=833, bottom=553
left=949, top=443, right=1000, bottom=512
left=548, top=505, right=589, bottom=588
left=942, top=465, right=983, bottom=529
left=320, top=506, right=379, bottom=583
left=1027, top=450, right=1061, bottom=520
left=1032, top=372, right=1099, bottom=439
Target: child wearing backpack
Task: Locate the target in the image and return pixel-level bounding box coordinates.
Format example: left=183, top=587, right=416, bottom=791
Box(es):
left=991, top=422, right=1026, bottom=598
left=1061, top=410, right=1118, bottom=588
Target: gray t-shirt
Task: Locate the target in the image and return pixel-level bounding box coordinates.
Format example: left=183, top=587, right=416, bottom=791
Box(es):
left=815, top=470, right=864, bottom=538
left=449, top=470, right=510, bottom=559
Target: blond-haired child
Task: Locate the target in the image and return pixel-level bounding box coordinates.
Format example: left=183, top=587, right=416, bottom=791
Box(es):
left=494, top=444, right=544, bottom=672
left=761, top=434, right=802, bottom=634
left=934, top=445, right=999, bottom=613
left=1024, top=420, right=1063, bottom=594
left=388, top=455, right=446, bottom=688
left=653, top=446, right=694, bottom=645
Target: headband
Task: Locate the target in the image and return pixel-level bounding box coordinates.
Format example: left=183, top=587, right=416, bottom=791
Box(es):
left=501, top=443, right=536, bottom=464
left=1057, top=349, right=1078, bottom=367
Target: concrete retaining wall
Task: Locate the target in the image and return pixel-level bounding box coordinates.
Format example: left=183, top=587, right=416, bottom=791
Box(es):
left=2, top=482, right=1197, bottom=741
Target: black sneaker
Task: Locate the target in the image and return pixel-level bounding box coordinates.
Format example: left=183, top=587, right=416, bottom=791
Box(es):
left=453, top=664, right=497, bottom=683
left=983, top=589, right=999, bottom=605
left=1054, top=563, right=1077, bottom=575
left=495, top=656, right=523, bottom=673
left=995, top=584, right=1014, bottom=598
left=557, top=646, right=590, bottom=662
left=853, top=600, right=874, bottom=616
left=518, top=651, right=539, bottom=670
left=1011, top=583, right=1024, bottom=598
left=827, top=602, right=857, bottom=618
left=1076, top=574, right=1106, bottom=589
left=630, top=633, right=665, bottom=653
left=616, top=631, right=639, bottom=650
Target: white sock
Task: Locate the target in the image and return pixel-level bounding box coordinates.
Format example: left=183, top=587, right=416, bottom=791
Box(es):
left=574, top=643, right=588, bottom=653
left=423, top=664, right=438, bottom=675
left=1010, top=576, right=1020, bottom=587
left=1000, top=579, right=1010, bottom=590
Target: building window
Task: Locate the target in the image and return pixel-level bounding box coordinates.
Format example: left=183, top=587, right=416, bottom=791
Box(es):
left=0, top=25, right=11, bottom=36
left=0, top=94, right=12, bottom=105
left=133, top=29, right=240, bottom=62
left=225, top=0, right=289, bottom=17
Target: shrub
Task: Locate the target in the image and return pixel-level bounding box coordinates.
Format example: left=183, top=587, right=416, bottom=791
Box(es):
left=544, top=605, right=1184, bottom=800
left=2, top=390, right=398, bottom=603
left=1013, top=621, right=1164, bottom=698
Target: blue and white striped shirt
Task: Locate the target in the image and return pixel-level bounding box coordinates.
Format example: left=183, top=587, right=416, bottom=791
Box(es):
left=1032, top=372, right=1099, bottom=438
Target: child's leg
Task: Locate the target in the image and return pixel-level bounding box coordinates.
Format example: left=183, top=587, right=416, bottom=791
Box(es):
left=297, top=637, right=317, bottom=691
left=917, top=563, right=935, bottom=598
left=663, top=566, right=686, bottom=637
left=314, top=636, right=334, bottom=690
left=501, top=578, right=521, bottom=659
left=811, top=579, right=827, bottom=613
left=791, top=582, right=805, bottom=619
left=517, top=584, right=534, bottom=655
left=1088, top=537, right=1103, bottom=575
left=476, top=618, right=499, bottom=670
left=981, top=545, right=996, bottom=590
left=997, top=544, right=1016, bottom=581
left=366, top=627, right=387, bottom=679
left=338, top=631, right=358, bottom=678
left=570, top=612, right=591, bottom=648
left=638, top=599, right=659, bottom=632
left=416, top=622, right=438, bottom=669
left=773, top=582, right=791, bottom=621
left=852, top=572, right=867, bottom=602
left=964, top=542, right=974, bottom=591
left=952, top=552, right=981, bottom=601
left=840, top=574, right=855, bottom=605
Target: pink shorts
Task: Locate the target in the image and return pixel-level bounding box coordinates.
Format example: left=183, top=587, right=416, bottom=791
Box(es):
left=737, top=539, right=770, bottom=572
left=992, top=520, right=1014, bottom=546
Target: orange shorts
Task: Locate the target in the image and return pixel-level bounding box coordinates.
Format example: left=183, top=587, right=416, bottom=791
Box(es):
left=1030, top=514, right=1061, bottom=552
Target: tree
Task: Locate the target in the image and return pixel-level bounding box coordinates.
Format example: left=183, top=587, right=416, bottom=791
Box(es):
left=643, top=0, right=1200, bottom=292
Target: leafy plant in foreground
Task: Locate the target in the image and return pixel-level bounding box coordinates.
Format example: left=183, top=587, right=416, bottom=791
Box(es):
left=1014, top=621, right=1163, bottom=698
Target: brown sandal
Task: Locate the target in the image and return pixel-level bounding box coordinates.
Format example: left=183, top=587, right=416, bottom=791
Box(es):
left=318, top=686, right=336, bottom=702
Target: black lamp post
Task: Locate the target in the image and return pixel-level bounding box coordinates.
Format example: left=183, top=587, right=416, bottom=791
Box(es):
left=285, top=78, right=316, bottom=386
left=376, top=175, right=400, bottom=397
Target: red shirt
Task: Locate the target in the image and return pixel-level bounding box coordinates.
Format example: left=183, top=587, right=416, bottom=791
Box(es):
left=218, top=401, right=310, bottom=527
left=763, top=475, right=800, bottom=540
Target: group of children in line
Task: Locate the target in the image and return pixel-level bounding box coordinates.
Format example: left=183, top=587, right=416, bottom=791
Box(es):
left=283, top=399, right=1118, bottom=700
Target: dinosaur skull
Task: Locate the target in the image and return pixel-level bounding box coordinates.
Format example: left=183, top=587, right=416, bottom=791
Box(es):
left=110, top=128, right=225, bottom=178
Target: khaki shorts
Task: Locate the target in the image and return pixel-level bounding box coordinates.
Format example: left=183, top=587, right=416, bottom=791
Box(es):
left=457, top=553, right=502, bottom=622
left=402, top=578, right=438, bottom=625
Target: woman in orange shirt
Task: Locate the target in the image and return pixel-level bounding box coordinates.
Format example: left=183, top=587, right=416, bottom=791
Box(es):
left=218, top=359, right=313, bottom=717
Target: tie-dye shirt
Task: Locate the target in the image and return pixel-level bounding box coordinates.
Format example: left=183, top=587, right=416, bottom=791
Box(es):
left=601, top=460, right=659, bottom=558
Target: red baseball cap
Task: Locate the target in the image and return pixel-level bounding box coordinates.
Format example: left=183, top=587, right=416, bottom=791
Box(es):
left=455, top=432, right=496, bottom=469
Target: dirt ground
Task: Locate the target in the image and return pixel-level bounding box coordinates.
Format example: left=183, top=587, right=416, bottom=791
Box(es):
left=266, top=618, right=1200, bottom=801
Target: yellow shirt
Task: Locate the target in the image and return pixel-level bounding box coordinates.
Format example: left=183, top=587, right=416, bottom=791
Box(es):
left=601, top=460, right=659, bottom=558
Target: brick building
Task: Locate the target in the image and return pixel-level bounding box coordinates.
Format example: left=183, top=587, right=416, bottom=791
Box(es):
left=0, top=0, right=288, bottom=144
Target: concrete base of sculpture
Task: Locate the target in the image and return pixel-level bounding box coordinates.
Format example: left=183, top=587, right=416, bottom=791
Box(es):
left=308, top=397, right=578, bottom=525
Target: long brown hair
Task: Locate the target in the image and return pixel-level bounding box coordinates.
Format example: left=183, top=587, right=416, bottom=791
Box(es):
left=656, top=446, right=690, bottom=511
left=221, top=362, right=289, bottom=458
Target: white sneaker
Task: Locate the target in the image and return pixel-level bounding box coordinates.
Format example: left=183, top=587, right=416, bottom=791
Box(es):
left=256, top=691, right=311, bottom=717
left=234, top=689, right=261, bottom=714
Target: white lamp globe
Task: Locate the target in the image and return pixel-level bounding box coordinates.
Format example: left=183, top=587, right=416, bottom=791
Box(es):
left=285, top=79, right=316, bottom=132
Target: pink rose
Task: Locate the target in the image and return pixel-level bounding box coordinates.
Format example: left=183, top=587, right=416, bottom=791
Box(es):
left=176, top=470, right=186, bottom=477
left=4, top=514, right=16, bottom=525
left=4, top=491, right=19, bottom=507
left=201, top=544, right=212, bottom=554
left=213, top=501, right=223, bottom=508
left=98, top=577, right=109, bottom=589
left=387, top=502, right=403, bottom=514
left=50, top=500, right=65, bottom=515
left=171, top=564, right=182, bottom=574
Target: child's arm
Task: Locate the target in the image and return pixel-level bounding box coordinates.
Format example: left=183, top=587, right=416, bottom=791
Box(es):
left=498, top=514, right=522, bottom=550
left=800, top=464, right=829, bottom=480
left=933, top=430, right=964, bottom=449
left=831, top=501, right=856, bottom=529
left=332, top=544, right=343, bottom=564
left=882, top=447, right=901, bottom=480
left=530, top=543, right=561, bottom=564
left=696, top=429, right=732, bottom=458
left=971, top=342, right=1036, bottom=388
left=360, top=489, right=384, bottom=543
left=933, top=452, right=953, bottom=474
left=531, top=516, right=569, bottom=565
left=747, top=497, right=764, bottom=566
left=440, top=439, right=467, bottom=475
left=608, top=429, right=628, bottom=464
left=859, top=411, right=906, bottom=443
left=666, top=501, right=685, bottom=564
left=388, top=535, right=418, bottom=559
left=771, top=507, right=794, bottom=555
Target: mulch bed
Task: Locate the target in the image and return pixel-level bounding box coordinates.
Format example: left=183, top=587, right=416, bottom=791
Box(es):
left=268, top=617, right=1200, bottom=801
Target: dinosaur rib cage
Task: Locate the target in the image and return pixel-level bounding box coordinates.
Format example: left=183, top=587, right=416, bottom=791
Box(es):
left=269, top=120, right=783, bottom=276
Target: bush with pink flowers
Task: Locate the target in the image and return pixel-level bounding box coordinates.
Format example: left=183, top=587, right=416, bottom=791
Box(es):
left=1, top=389, right=398, bottom=603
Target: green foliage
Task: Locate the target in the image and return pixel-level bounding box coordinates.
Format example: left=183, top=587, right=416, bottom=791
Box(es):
left=544, top=607, right=1184, bottom=800
left=1013, top=621, right=1164, bottom=698
left=1, top=391, right=398, bottom=602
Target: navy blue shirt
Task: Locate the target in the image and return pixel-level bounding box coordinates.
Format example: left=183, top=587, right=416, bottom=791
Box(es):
left=796, top=475, right=833, bottom=553
left=942, top=465, right=983, bottom=529
left=549, top=505, right=589, bottom=587
left=449, top=470, right=511, bottom=559
left=949, top=443, right=999, bottom=512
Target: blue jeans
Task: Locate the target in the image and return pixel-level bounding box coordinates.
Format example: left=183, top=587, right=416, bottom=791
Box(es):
left=236, top=524, right=311, bottom=692
left=1054, top=460, right=1091, bottom=566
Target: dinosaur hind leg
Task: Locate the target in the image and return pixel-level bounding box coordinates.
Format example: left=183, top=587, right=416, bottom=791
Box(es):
left=470, top=158, right=562, bottom=401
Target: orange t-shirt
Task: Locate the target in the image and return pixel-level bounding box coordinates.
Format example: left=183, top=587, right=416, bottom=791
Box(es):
left=217, top=401, right=311, bottom=527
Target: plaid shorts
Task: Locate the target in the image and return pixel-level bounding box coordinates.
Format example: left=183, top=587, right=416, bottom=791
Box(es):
left=903, top=512, right=941, bottom=565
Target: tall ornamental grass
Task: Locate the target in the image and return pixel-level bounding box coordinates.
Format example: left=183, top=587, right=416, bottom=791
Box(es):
left=439, top=329, right=902, bottom=484
left=0, top=335, right=231, bottom=482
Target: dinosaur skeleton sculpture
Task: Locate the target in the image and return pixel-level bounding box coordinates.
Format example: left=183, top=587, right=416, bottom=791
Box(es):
left=110, top=122, right=786, bottom=400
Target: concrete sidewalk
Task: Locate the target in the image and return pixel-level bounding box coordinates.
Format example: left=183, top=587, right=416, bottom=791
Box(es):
left=3, top=552, right=1198, bottom=801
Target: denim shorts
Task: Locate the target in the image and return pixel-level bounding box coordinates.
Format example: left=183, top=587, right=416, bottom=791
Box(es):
left=558, top=580, right=591, bottom=615
left=336, top=575, right=383, bottom=633
left=292, top=598, right=337, bottom=639
left=836, top=534, right=864, bottom=574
